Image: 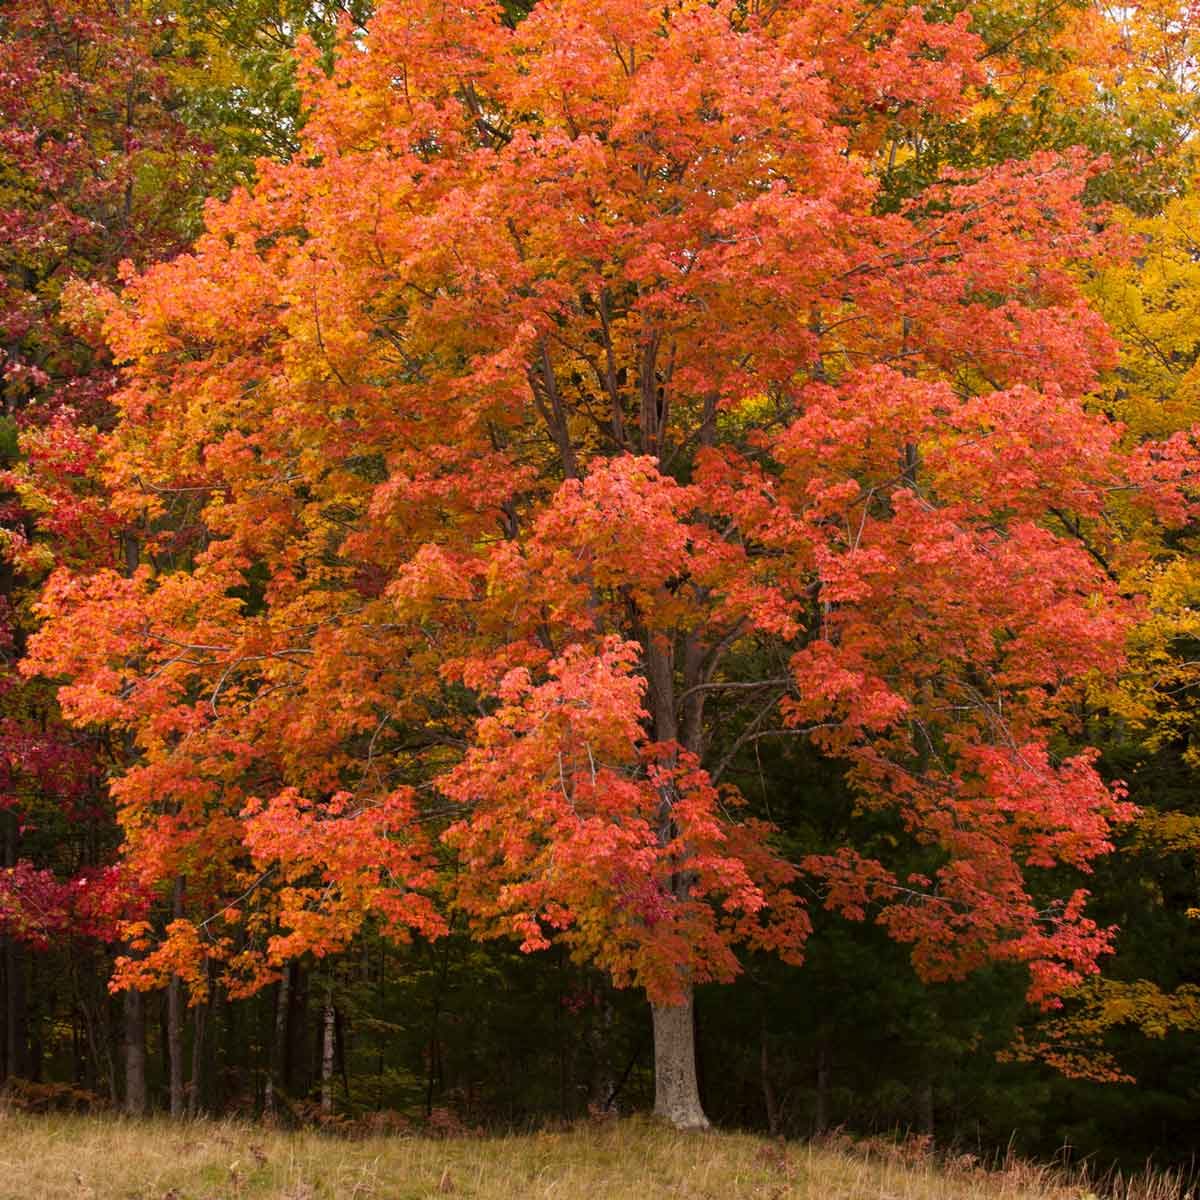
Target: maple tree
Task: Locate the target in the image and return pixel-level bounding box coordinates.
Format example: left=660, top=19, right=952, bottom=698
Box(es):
left=28, top=0, right=1187, bottom=1128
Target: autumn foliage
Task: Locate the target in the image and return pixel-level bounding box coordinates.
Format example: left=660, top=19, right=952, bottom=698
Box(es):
left=1, top=0, right=1198, bottom=1134
left=25, top=0, right=1147, bottom=1008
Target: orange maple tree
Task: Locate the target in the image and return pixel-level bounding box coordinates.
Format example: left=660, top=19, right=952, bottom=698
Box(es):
left=28, top=0, right=1162, bottom=1126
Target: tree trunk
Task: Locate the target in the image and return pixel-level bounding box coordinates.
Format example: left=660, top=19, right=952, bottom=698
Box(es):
left=100, top=973, right=119, bottom=1106
left=123, top=987, right=147, bottom=1116
left=286, top=962, right=308, bottom=1096
left=27, top=953, right=41, bottom=1082
left=223, top=979, right=239, bottom=1111
left=651, top=986, right=709, bottom=1129
left=265, top=963, right=290, bottom=1115
left=760, top=1019, right=779, bottom=1136
left=424, top=929, right=453, bottom=1117
left=641, top=639, right=709, bottom=1131
left=589, top=985, right=616, bottom=1114
left=188, top=987, right=208, bottom=1117
left=167, top=876, right=186, bottom=1118
left=72, top=1011, right=84, bottom=1088
left=320, top=986, right=335, bottom=1117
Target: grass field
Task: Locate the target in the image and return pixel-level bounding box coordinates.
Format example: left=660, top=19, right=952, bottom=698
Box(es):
left=0, top=1112, right=1183, bottom=1200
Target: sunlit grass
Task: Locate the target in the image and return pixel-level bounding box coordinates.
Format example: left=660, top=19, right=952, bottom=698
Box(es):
left=0, top=1111, right=1185, bottom=1200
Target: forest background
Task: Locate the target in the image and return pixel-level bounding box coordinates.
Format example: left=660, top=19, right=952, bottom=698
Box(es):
left=2, top=0, right=1200, bottom=1174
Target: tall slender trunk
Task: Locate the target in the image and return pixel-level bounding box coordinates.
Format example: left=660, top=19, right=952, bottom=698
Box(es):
left=589, top=984, right=616, bottom=1113
left=188, top=983, right=209, bottom=1117
left=320, top=984, right=335, bottom=1117
left=651, top=986, right=709, bottom=1129
left=425, top=933, right=453, bottom=1117
left=72, top=1011, right=84, bottom=1088
left=286, top=963, right=308, bottom=1096
left=265, top=963, right=290, bottom=1115
left=100, top=970, right=119, bottom=1105
left=123, top=987, right=147, bottom=1116
left=27, top=954, right=41, bottom=1082
left=224, top=978, right=239, bottom=1111
left=167, top=876, right=186, bottom=1118
left=760, top=1018, right=779, bottom=1136
left=191, top=964, right=218, bottom=1116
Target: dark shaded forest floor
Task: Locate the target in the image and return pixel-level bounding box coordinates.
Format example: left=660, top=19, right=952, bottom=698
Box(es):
left=0, top=1112, right=1184, bottom=1200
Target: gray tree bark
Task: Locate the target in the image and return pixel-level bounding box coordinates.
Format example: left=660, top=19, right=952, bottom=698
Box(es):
left=651, top=987, right=709, bottom=1129
left=320, top=986, right=335, bottom=1117
left=167, top=876, right=186, bottom=1118
left=122, top=987, right=147, bottom=1116
left=643, top=636, right=711, bottom=1131
left=188, top=983, right=209, bottom=1117
left=264, top=963, right=291, bottom=1116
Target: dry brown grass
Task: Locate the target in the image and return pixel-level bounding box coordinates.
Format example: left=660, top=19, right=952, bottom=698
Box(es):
left=0, top=1111, right=1185, bottom=1200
